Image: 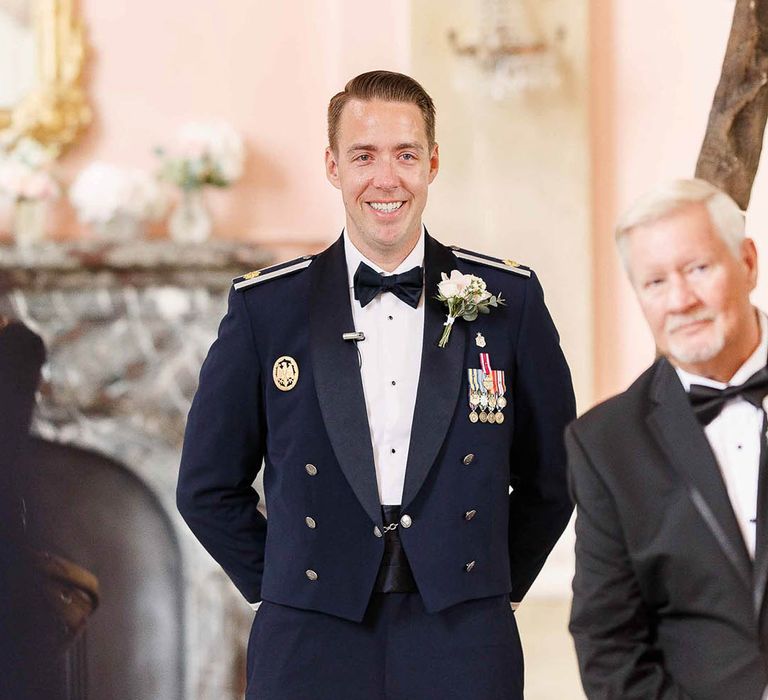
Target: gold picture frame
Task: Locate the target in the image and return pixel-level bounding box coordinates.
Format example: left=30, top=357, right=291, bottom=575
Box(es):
left=0, top=0, right=91, bottom=155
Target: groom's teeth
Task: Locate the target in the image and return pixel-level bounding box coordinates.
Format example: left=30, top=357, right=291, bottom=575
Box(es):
left=369, top=201, right=403, bottom=213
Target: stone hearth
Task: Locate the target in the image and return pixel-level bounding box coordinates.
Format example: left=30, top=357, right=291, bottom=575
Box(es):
left=0, top=239, right=273, bottom=700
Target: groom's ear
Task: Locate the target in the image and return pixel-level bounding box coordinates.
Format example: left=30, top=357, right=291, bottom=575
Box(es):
left=325, top=147, right=341, bottom=190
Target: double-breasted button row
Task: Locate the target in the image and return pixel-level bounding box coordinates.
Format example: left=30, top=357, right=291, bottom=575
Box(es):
left=464, top=509, right=477, bottom=521
left=305, top=463, right=317, bottom=476
left=462, top=453, right=475, bottom=465
left=305, top=516, right=316, bottom=529
left=305, top=569, right=318, bottom=581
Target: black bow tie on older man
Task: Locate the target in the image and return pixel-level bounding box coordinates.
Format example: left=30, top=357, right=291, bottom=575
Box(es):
left=688, top=365, right=768, bottom=426
left=353, top=262, right=423, bottom=309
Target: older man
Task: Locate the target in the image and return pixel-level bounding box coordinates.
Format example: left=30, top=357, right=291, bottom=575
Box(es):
left=568, top=178, right=768, bottom=699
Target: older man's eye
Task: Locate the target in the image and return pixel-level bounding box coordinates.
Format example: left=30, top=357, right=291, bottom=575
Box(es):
left=644, top=278, right=664, bottom=290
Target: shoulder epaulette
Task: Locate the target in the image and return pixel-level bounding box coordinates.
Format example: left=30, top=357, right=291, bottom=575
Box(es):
left=449, top=246, right=531, bottom=278
left=233, top=254, right=315, bottom=290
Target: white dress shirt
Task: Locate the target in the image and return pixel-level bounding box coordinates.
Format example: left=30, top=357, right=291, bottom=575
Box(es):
left=343, top=229, right=425, bottom=506
left=675, top=310, right=768, bottom=559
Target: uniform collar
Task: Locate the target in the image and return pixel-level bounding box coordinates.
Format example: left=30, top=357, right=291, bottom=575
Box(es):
left=675, top=309, right=767, bottom=391
left=343, top=226, right=426, bottom=290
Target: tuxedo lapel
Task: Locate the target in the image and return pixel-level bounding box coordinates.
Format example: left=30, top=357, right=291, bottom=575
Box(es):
left=754, top=412, right=768, bottom=617
left=647, top=359, right=753, bottom=592
left=401, top=234, right=466, bottom=508
left=309, top=236, right=381, bottom=526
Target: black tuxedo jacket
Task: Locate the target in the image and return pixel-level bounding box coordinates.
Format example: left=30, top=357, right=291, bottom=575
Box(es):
left=177, top=233, right=575, bottom=621
left=567, top=358, right=768, bottom=700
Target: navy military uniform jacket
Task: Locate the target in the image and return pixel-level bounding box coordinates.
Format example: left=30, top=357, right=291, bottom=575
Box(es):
left=177, top=232, right=575, bottom=622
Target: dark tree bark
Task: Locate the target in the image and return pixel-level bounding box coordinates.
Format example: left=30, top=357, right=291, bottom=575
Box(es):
left=696, top=0, right=768, bottom=209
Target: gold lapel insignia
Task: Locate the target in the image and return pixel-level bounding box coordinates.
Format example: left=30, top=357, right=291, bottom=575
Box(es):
left=475, top=332, right=486, bottom=348
left=273, top=356, right=299, bottom=391
left=243, top=270, right=261, bottom=280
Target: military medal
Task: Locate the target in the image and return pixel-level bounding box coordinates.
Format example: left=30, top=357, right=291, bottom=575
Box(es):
left=495, top=369, right=507, bottom=409
left=273, top=355, right=299, bottom=391
left=478, top=379, right=489, bottom=423
left=475, top=332, right=486, bottom=348
left=479, top=353, right=497, bottom=423
left=467, top=369, right=481, bottom=423
left=494, top=369, right=506, bottom=423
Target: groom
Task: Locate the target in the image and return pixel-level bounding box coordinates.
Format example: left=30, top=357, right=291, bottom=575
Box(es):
left=177, top=70, right=575, bottom=700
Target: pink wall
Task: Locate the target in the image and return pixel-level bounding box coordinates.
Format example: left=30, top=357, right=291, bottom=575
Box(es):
left=50, top=0, right=410, bottom=254
left=591, top=0, right=768, bottom=402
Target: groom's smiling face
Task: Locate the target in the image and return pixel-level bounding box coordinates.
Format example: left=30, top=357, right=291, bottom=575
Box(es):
left=325, top=98, right=439, bottom=267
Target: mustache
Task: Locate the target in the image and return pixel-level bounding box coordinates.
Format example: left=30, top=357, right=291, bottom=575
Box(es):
left=665, top=309, right=716, bottom=333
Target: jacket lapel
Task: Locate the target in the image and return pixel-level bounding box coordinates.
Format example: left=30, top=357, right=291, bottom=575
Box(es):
left=754, top=414, right=768, bottom=617
left=401, top=234, right=466, bottom=508
left=309, top=235, right=381, bottom=526
left=646, top=359, right=753, bottom=592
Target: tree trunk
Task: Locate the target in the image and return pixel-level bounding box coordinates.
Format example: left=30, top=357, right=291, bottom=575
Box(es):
left=696, top=0, right=768, bottom=209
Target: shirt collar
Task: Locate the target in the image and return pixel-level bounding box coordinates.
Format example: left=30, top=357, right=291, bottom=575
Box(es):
left=343, top=226, right=426, bottom=290
left=676, top=309, right=767, bottom=391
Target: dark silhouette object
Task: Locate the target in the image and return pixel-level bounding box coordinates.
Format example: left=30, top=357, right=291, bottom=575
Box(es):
left=0, top=319, right=59, bottom=700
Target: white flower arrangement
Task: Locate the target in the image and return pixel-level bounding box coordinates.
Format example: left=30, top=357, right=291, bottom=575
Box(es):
left=0, top=137, right=60, bottom=202
left=436, top=270, right=505, bottom=348
left=69, top=162, right=167, bottom=225
left=156, top=121, right=245, bottom=190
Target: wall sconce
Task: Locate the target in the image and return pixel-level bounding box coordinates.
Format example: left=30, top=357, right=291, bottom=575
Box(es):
left=448, top=0, right=564, bottom=100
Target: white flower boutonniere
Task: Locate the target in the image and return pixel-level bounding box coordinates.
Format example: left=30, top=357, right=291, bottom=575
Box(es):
left=436, top=270, right=505, bottom=348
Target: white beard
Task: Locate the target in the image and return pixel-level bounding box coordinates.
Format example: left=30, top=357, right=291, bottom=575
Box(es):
left=665, top=312, right=726, bottom=366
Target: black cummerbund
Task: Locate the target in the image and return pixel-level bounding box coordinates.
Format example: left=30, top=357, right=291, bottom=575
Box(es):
left=374, top=505, right=417, bottom=593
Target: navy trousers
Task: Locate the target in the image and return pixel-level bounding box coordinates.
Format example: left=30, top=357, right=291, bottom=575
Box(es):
left=245, top=593, right=524, bottom=700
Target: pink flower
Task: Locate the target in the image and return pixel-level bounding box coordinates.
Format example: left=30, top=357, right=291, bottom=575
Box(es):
left=438, top=270, right=471, bottom=298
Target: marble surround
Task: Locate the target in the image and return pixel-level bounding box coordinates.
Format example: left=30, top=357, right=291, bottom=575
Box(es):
left=0, top=239, right=272, bottom=700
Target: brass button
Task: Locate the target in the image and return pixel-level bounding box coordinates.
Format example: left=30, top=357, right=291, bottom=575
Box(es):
left=464, top=560, right=476, bottom=572
left=305, top=516, right=317, bottom=529
left=305, top=569, right=318, bottom=581
left=400, top=514, right=412, bottom=528
left=464, top=509, right=477, bottom=521
left=305, top=463, right=318, bottom=476
left=373, top=526, right=383, bottom=538
left=462, top=453, right=475, bottom=465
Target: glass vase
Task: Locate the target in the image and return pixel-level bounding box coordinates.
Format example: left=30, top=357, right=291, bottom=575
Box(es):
left=13, top=198, right=46, bottom=250
left=169, top=188, right=211, bottom=244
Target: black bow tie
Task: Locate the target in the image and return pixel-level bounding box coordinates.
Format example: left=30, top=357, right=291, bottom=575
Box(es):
left=688, top=366, right=768, bottom=426
left=353, top=262, right=423, bottom=309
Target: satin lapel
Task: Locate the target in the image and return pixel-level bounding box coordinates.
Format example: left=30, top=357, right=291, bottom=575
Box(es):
left=755, top=413, right=768, bottom=617
left=647, top=359, right=753, bottom=591
left=401, top=234, right=466, bottom=508
left=309, top=236, right=381, bottom=525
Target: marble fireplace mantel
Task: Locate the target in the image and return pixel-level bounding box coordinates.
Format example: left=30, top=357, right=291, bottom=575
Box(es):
left=0, top=239, right=273, bottom=700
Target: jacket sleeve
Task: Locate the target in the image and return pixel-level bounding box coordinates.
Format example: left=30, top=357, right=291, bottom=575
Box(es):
left=508, top=271, right=576, bottom=601
left=176, top=287, right=267, bottom=604
left=567, top=425, right=693, bottom=700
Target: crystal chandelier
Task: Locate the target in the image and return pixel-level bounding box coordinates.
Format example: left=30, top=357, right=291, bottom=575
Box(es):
left=448, top=0, right=562, bottom=100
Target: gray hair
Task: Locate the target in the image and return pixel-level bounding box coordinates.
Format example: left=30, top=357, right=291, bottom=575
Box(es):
left=615, top=178, right=746, bottom=267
